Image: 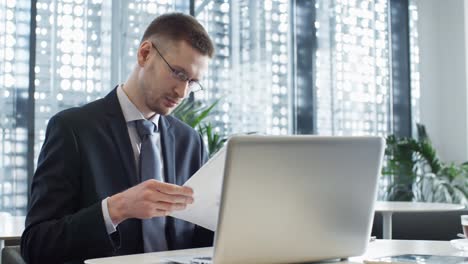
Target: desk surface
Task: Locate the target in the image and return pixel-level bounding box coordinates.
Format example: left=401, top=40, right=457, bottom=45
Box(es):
left=85, top=240, right=466, bottom=264
left=0, top=215, right=25, bottom=240
left=375, top=201, right=465, bottom=213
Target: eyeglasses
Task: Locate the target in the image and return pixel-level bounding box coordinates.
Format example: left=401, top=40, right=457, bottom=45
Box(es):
left=150, top=42, right=204, bottom=94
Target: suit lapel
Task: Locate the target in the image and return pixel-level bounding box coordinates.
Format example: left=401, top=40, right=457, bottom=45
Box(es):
left=104, top=88, right=138, bottom=186
left=159, top=117, right=176, bottom=185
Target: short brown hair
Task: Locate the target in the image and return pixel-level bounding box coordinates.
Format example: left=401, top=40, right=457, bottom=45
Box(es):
left=141, top=13, right=214, bottom=58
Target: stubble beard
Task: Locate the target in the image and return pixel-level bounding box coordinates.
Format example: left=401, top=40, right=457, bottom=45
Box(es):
left=146, top=96, right=173, bottom=116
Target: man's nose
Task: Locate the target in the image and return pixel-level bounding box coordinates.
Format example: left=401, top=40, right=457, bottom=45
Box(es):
left=174, top=81, right=190, bottom=98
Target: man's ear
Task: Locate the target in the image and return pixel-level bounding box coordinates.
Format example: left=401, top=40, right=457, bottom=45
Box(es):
left=137, top=41, right=151, bottom=67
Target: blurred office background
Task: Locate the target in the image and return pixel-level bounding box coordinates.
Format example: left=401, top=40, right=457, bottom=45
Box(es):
left=2, top=0, right=464, bottom=216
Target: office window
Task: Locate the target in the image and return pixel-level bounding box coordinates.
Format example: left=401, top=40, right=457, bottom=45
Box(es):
left=0, top=0, right=420, bottom=215
left=315, top=0, right=390, bottom=136
left=409, top=0, right=420, bottom=130
left=194, top=0, right=291, bottom=135
left=34, top=0, right=111, bottom=169
left=0, top=1, right=31, bottom=215
left=194, top=0, right=419, bottom=138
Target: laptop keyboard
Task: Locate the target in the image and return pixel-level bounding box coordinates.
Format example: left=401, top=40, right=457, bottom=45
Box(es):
left=190, top=256, right=212, bottom=264
left=163, top=255, right=212, bottom=264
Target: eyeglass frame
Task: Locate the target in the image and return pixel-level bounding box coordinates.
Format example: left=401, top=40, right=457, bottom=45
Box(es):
left=150, top=42, right=204, bottom=93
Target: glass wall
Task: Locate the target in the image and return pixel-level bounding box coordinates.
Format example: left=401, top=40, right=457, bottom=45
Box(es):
left=409, top=0, right=420, bottom=132
left=315, top=0, right=391, bottom=136
left=194, top=0, right=420, bottom=138
left=0, top=0, right=420, bottom=215
left=34, top=0, right=111, bottom=169
left=195, top=0, right=291, bottom=135
left=0, top=0, right=31, bottom=215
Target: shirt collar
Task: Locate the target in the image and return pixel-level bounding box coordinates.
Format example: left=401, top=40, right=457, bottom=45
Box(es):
left=116, top=84, right=160, bottom=127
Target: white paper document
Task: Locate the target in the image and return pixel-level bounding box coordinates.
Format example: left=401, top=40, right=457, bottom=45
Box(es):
left=170, top=146, right=226, bottom=231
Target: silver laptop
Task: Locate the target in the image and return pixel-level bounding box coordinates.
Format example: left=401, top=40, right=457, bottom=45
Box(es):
left=170, top=135, right=385, bottom=264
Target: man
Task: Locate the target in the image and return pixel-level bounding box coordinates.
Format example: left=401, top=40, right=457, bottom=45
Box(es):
left=21, top=13, right=215, bottom=264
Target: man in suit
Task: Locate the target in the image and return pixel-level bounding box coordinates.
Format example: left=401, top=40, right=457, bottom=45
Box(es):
left=21, top=13, right=214, bottom=264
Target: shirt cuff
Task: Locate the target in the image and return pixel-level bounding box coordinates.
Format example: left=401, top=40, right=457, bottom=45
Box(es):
left=101, top=197, right=118, bottom=234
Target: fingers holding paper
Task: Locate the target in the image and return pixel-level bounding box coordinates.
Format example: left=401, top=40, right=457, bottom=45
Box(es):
left=107, top=179, right=194, bottom=225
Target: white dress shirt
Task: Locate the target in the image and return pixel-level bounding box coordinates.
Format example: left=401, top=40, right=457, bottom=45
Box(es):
left=101, top=85, right=165, bottom=234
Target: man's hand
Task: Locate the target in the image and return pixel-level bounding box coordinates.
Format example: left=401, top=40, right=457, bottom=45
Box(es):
left=107, top=179, right=194, bottom=225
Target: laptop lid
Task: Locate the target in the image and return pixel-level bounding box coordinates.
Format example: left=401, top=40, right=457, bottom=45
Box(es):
left=212, top=135, right=385, bottom=263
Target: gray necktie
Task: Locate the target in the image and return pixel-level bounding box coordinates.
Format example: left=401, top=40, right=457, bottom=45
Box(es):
left=135, top=119, right=168, bottom=252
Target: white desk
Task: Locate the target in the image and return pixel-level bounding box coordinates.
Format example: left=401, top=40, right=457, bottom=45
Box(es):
left=375, top=201, right=465, bottom=239
left=85, top=240, right=465, bottom=264
left=0, top=214, right=25, bottom=249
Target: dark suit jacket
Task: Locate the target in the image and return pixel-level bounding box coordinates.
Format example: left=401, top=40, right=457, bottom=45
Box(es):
left=21, top=88, right=214, bottom=264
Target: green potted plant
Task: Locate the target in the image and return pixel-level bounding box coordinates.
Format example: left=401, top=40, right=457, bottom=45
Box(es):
left=381, top=124, right=468, bottom=205
left=172, top=99, right=227, bottom=157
